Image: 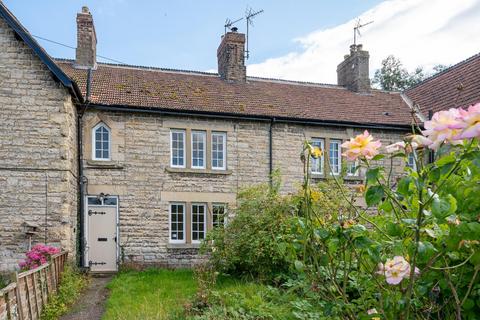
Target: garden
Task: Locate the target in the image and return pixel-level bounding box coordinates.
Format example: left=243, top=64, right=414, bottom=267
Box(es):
left=102, top=103, right=480, bottom=319
left=8, top=103, right=480, bottom=320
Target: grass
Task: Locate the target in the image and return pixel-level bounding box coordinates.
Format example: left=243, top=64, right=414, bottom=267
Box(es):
left=102, top=268, right=197, bottom=320
left=103, top=269, right=302, bottom=320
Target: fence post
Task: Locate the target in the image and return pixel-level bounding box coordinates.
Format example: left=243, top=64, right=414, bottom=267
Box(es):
left=14, top=272, right=24, bottom=320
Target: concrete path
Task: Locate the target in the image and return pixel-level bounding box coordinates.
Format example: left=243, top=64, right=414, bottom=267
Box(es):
left=60, top=275, right=112, bottom=320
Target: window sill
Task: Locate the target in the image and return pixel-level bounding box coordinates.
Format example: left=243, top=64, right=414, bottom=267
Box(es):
left=310, top=174, right=363, bottom=182
left=165, top=167, right=232, bottom=175
left=85, top=160, right=124, bottom=170
left=166, top=243, right=201, bottom=249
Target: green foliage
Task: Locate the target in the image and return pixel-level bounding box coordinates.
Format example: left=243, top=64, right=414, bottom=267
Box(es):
left=199, top=138, right=480, bottom=319
left=203, top=178, right=297, bottom=282
left=41, top=265, right=88, bottom=320
left=372, top=55, right=448, bottom=91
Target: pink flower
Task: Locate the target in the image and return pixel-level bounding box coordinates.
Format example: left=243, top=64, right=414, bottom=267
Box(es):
left=341, top=130, right=382, bottom=161
left=409, top=134, right=432, bottom=148
left=385, top=141, right=406, bottom=154
left=456, top=103, right=480, bottom=139
left=367, top=308, right=378, bottom=315
left=377, top=256, right=420, bottom=285
left=422, top=108, right=464, bottom=150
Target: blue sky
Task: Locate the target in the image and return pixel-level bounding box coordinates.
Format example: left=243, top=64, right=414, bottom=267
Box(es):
left=4, top=0, right=480, bottom=83
left=4, top=0, right=382, bottom=70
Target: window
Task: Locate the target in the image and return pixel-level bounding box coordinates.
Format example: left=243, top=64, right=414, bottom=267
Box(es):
left=87, top=196, right=118, bottom=206
left=170, top=203, right=185, bottom=243
left=212, top=203, right=227, bottom=228
left=170, top=130, right=186, bottom=168
left=407, top=152, right=417, bottom=170
left=329, top=140, right=342, bottom=175
left=92, top=123, right=111, bottom=160
left=191, top=131, right=206, bottom=169
left=346, top=161, right=359, bottom=177
left=310, top=138, right=324, bottom=174
left=191, top=204, right=206, bottom=243
left=211, top=132, right=227, bottom=170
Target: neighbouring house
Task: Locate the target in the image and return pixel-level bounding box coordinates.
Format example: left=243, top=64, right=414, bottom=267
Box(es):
left=405, top=52, right=480, bottom=120
left=0, top=4, right=420, bottom=272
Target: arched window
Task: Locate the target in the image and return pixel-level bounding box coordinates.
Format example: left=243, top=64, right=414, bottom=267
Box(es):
left=92, top=123, right=111, bottom=160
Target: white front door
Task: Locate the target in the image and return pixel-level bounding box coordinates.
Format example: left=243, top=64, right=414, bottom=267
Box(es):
left=86, top=195, right=118, bottom=272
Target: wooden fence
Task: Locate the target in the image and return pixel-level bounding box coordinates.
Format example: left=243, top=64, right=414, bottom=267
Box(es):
left=0, top=252, right=68, bottom=320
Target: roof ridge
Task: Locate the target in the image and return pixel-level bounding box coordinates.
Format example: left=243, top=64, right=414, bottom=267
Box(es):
left=406, top=51, right=480, bottom=92
left=55, top=58, right=399, bottom=93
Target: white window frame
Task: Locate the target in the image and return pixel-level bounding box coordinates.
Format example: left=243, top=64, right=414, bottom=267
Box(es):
left=92, top=123, right=111, bottom=161
left=211, top=132, right=227, bottom=170
left=191, top=203, right=207, bottom=244
left=170, top=129, right=186, bottom=168
left=329, top=139, right=342, bottom=175
left=169, top=202, right=186, bottom=244
left=191, top=131, right=206, bottom=169
left=346, top=160, right=360, bottom=177
left=407, top=152, right=417, bottom=171
left=212, top=203, right=227, bottom=228
left=310, top=138, right=324, bottom=174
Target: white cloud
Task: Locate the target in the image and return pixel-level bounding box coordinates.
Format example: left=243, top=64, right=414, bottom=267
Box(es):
left=247, top=0, right=480, bottom=84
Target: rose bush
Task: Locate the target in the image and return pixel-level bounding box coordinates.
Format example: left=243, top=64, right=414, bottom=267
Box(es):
left=201, top=102, right=480, bottom=319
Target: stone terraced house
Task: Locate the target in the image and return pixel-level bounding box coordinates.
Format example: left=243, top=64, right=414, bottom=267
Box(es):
left=0, top=4, right=423, bottom=272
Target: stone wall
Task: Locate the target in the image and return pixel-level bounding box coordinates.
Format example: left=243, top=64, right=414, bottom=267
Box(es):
left=0, top=18, right=78, bottom=271
left=82, top=109, right=408, bottom=267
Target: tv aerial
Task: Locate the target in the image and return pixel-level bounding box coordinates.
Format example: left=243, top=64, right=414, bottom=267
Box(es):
left=353, top=19, right=373, bottom=46
left=223, top=6, right=264, bottom=60
left=245, top=7, right=264, bottom=59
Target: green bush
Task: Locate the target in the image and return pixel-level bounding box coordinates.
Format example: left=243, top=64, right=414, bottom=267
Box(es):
left=203, top=175, right=297, bottom=282
left=41, top=265, right=88, bottom=320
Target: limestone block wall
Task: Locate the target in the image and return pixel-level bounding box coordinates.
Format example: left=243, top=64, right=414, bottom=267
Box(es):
left=82, top=109, right=409, bottom=267
left=0, top=18, right=78, bottom=271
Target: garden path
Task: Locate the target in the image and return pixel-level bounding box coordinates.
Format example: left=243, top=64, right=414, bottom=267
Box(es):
left=60, top=275, right=112, bottom=320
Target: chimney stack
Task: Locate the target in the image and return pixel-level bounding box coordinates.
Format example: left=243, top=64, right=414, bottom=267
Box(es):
left=217, top=29, right=246, bottom=83
left=75, top=6, right=97, bottom=69
left=337, top=44, right=370, bottom=93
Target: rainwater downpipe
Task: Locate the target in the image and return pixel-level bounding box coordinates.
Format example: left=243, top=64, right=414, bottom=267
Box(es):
left=269, top=118, right=275, bottom=186
left=77, top=68, right=92, bottom=268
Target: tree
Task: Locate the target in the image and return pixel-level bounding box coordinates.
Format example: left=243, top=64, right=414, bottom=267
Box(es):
left=372, top=55, right=449, bottom=91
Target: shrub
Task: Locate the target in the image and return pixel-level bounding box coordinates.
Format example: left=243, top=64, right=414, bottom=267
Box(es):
left=203, top=175, right=298, bottom=282
left=19, top=244, right=60, bottom=270
left=41, top=265, right=88, bottom=320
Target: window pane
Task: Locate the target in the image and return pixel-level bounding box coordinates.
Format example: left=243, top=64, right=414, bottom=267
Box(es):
left=213, top=204, right=226, bottom=228
left=87, top=197, right=102, bottom=205
left=310, top=139, right=324, bottom=174
left=94, top=124, right=110, bottom=160
left=192, top=131, right=206, bottom=168
left=103, top=197, right=117, bottom=205
left=212, top=133, right=226, bottom=169
left=329, top=140, right=341, bottom=174
left=170, top=203, right=185, bottom=242
left=171, top=130, right=185, bottom=167
left=192, top=204, right=206, bottom=242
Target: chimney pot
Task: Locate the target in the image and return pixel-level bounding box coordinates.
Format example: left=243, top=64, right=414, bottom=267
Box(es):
left=231, top=27, right=238, bottom=32
left=75, top=6, right=97, bottom=69
left=217, top=31, right=246, bottom=83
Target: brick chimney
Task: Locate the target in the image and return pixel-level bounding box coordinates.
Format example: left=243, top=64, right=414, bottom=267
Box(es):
left=75, top=6, right=97, bottom=69
left=217, top=28, right=246, bottom=82
left=337, top=44, right=370, bottom=93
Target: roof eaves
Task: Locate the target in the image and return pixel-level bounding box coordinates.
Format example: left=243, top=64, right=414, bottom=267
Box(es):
left=88, top=103, right=413, bottom=131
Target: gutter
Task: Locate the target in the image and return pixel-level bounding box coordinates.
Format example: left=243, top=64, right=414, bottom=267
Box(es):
left=77, top=68, right=92, bottom=268
left=269, top=118, right=275, bottom=186
left=88, top=104, right=413, bottom=131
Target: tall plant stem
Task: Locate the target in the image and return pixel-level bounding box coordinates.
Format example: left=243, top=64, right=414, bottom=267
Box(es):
left=404, top=176, right=424, bottom=319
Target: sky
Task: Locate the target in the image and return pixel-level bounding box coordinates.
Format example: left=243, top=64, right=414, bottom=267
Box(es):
left=3, top=0, right=480, bottom=84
